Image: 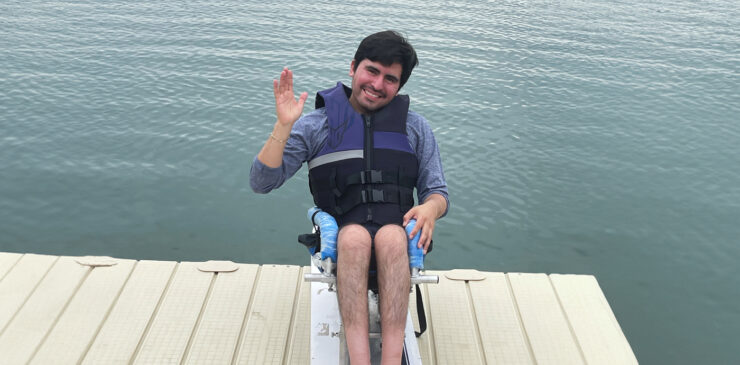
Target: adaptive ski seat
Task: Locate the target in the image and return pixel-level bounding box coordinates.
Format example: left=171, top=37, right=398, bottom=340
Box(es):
left=298, top=207, right=438, bottom=365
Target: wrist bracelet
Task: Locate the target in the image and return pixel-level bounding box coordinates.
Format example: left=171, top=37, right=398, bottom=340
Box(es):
left=270, top=132, right=287, bottom=144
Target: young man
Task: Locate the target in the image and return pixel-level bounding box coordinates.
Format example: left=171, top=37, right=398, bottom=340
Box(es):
left=250, top=30, right=448, bottom=364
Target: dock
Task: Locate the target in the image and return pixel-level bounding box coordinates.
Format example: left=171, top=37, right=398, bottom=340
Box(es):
left=0, top=252, right=637, bottom=364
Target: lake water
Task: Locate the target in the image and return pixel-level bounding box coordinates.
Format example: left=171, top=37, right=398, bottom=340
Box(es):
left=2, top=0, right=738, bottom=363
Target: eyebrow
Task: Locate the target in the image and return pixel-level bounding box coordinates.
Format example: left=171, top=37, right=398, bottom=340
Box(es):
left=365, top=65, right=400, bottom=83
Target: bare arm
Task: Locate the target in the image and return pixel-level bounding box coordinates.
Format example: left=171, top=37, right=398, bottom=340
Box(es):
left=257, top=67, right=308, bottom=168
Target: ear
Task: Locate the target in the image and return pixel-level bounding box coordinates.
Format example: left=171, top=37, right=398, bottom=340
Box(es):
left=349, top=59, right=356, bottom=77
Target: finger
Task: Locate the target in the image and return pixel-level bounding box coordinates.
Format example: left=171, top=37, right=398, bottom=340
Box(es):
left=278, top=68, right=288, bottom=93
left=403, top=208, right=416, bottom=227
left=286, top=68, right=294, bottom=91
left=420, top=221, right=434, bottom=249
left=418, top=224, right=430, bottom=249
left=273, top=79, right=279, bottom=98
left=298, top=92, right=308, bottom=107
left=425, top=227, right=435, bottom=248
left=409, top=217, right=422, bottom=239
left=420, top=230, right=433, bottom=251
left=418, top=229, right=427, bottom=250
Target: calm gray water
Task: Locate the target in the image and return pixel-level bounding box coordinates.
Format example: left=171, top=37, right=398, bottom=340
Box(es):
left=2, top=0, right=738, bottom=363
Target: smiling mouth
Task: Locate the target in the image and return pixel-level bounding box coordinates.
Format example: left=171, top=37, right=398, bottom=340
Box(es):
left=363, top=88, right=382, bottom=100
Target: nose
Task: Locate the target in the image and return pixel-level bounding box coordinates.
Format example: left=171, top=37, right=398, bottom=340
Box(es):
left=371, top=75, right=383, bottom=90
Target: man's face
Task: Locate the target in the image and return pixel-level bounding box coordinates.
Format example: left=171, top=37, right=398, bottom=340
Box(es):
left=348, top=59, right=402, bottom=115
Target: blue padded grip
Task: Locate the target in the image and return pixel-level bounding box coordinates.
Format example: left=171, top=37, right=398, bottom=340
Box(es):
left=406, top=219, right=424, bottom=270
left=308, top=207, right=338, bottom=263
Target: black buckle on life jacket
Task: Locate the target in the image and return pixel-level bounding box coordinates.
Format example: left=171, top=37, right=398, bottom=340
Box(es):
left=360, top=170, right=383, bottom=184
left=361, top=189, right=385, bottom=203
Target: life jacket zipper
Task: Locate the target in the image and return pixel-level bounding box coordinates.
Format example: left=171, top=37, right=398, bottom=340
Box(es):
left=363, top=114, right=374, bottom=222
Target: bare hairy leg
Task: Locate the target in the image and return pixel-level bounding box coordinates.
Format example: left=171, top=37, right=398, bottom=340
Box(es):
left=374, top=224, right=410, bottom=365
left=337, top=224, right=372, bottom=365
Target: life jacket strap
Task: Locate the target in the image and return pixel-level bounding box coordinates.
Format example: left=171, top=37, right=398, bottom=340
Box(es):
left=333, top=186, right=415, bottom=217
left=344, top=169, right=416, bottom=188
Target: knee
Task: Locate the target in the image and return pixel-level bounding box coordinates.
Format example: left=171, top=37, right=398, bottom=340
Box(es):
left=337, top=224, right=372, bottom=252
left=374, top=224, right=407, bottom=255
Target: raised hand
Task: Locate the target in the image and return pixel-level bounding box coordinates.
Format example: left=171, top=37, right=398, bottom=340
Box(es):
left=273, top=67, right=308, bottom=127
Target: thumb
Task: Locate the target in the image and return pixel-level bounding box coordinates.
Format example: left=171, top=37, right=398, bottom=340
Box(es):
left=403, top=208, right=415, bottom=226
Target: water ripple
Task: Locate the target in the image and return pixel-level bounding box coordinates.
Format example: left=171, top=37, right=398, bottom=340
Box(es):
left=2, top=1, right=739, bottom=362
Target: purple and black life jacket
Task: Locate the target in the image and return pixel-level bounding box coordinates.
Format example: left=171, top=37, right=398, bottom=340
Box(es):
left=308, top=82, right=418, bottom=227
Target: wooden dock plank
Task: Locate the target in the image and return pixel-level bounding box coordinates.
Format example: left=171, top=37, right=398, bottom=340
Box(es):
left=285, top=266, right=312, bottom=365
left=550, top=274, right=638, bottom=365
left=234, top=264, right=301, bottom=365
left=508, top=273, right=585, bottom=365
left=0, top=254, right=57, bottom=333
left=0, top=256, right=89, bottom=365
left=133, top=262, right=213, bottom=364
left=469, top=272, right=534, bottom=364
left=0, top=252, right=23, bottom=280
left=425, top=270, right=484, bottom=365
left=183, top=264, right=260, bottom=364
left=0, top=251, right=637, bottom=364
left=31, top=259, right=136, bottom=364
left=82, top=260, right=177, bottom=364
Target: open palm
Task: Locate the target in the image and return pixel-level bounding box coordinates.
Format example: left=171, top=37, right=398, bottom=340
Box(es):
left=273, top=67, right=308, bottom=126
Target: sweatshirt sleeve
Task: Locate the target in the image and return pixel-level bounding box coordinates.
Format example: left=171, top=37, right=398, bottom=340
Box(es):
left=249, top=110, right=326, bottom=193
left=407, top=111, right=450, bottom=218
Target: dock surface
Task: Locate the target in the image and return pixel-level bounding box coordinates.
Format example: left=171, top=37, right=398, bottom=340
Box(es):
left=0, top=252, right=637, bottom=364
